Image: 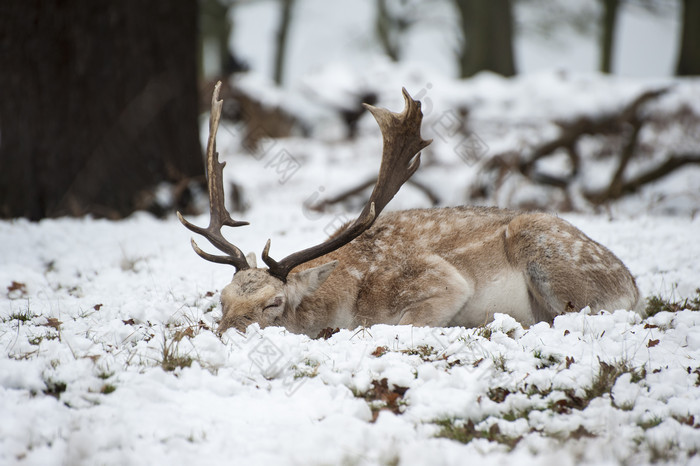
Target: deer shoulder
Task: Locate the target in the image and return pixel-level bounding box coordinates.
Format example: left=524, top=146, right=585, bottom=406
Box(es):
left=179, top=85, right=642, bottom=337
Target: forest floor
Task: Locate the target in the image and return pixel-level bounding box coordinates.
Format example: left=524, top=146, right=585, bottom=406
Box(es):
left=2, top=211, right=699, bottom=465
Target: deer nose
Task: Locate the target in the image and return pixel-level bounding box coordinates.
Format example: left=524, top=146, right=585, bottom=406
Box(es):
left=217, top=316, right=248, bottom=335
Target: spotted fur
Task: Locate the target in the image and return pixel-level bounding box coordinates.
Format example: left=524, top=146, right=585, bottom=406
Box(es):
left=217, top=206, right=642, bottom=337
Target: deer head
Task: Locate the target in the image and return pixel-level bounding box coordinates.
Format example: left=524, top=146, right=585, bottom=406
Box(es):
left=178, top=82, right=431, bottom=334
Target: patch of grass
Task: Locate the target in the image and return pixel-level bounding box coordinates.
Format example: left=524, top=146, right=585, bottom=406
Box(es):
left=100, top=384, right=117, bottom=395
left=646, top=288, right=700, bottom=316
left=162, top=353, right=193, bottom=372
left=648, top=440, right=680, bottom=463
left=401, top=344, right=436, bottom=360
left=492, top=354, right=508, bottom=372
left=434, top=418, right=521, bottom=450
left=487, top=387, right=510, bottom=403
left=474, top=325, right=493, bottom=340
left=501, top=406, right=544, bottom=422
left=532, top=359, right=646, bottom=414
left=28, top=320, right=62, bottom=346
left=533, top=349, right=562, bottom=369
left=548, top=390, right=588, bottom=414
left=586, top=359, right=645, bottom=401
left=292, top=359, right=320, bottom=379
left=524, top=384, right=553, bottom=398
left=160, top=334, right=193, bottom=372
left=28, top=335, right=46, bottom=346
left=97, top=370, right=114, bottom=380
left=8, top=308, right=35, bottom=323
left=44, top=379, right=67, bottom=399
left=636, top=417, right=663, bottom=430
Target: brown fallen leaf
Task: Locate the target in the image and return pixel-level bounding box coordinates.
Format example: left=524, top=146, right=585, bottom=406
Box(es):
left=647, top=339, right=660, bottom=348
left=7, top=281, right=27, bottom=298
left=43, top=317, right=62, bottom=330
left=316, top=327, right=340, bottom=340
left=566, top=356, right=575, bottom=369
left=570, top=425, right=596, bottom=439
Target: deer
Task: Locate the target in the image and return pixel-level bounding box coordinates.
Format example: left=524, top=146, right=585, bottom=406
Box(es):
left=178, top=82, right=643, bottom=338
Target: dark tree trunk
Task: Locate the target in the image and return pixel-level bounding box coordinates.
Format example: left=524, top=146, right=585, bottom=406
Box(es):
left=0, top=0, right=202, bottom=220
left=454, top=0, right=516, bottom=78
left=599, top=0, right=619, bottom=74
left=676, top=0, right=700, bottom=76
left=273, top=0, right=295, bottom=86
left=375, top=0, right=400, bottom=61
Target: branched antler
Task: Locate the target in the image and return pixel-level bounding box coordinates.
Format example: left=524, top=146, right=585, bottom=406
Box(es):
left=262, top=88, right=432, bottom=281
left=177, top=81, right=250, bottom=271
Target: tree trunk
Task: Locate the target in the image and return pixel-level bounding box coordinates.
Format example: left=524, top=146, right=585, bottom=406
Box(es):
left=273, top=0, right=295, bottom=86
left=676, top=0, right=700, bottom=76
left=375, top=0, right=400, bottom=61
left=0, top=0, right=202, bottom=219
left=199, top=0, right=233, bottom=78
left=599, top=0, right=619, bottom=74
left=454, top=0, right=516, bottom=78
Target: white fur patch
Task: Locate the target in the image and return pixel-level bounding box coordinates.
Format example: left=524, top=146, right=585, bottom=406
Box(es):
left=452, top=269, right=533, bottom=328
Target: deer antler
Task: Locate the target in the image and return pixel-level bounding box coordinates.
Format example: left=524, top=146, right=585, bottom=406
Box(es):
left=177, top=81, right=250, bottom=272
left=263, top=88, right=432, bottom=281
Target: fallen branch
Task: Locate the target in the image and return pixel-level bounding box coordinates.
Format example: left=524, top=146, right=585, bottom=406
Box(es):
left=519, top=87, right=670, bottom=176
left=585, top=153, right=700, bottom=204
left=308, top=176, right=440, bottom=212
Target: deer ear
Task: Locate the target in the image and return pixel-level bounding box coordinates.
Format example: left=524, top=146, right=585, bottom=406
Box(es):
left=246, top=252, right=258, bottom=268
left=285, top=261, right=338, bottom=308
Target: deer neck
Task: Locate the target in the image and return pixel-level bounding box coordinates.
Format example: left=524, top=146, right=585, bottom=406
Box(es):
left=279, top=261, right=358, bottom=337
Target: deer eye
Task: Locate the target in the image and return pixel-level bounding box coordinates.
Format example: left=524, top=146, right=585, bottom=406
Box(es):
left=263, top=296, right=283, bottom=311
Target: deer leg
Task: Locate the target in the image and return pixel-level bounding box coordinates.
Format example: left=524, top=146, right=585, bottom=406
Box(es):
left=395, top=255, right=473, bottom=327
left=504, top=213, right=641, bottom=322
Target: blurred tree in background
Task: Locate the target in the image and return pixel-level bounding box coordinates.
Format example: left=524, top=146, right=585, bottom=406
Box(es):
left=453, top=0, right=516, bottom=78
left=0, top=1, right=202, bottom=220
left=199, top=0, right=241, bottom=79
left=273, top=0, right=295, bottom=85
left=1, top=0, right=697, bottom=220
left=676, top=0, right=700, bottom=75
left=599, top=0, right=619, bottom=73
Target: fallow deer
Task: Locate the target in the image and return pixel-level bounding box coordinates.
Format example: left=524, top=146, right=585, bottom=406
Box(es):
left=179, top=83, right=643, bottom=337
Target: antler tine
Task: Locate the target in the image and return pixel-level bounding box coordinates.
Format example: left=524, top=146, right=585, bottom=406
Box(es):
left=177, top=81, right=250, bottom=271
left=361, top=87, right=432, bottom=217
left=263, top=88, right=432, bottom=281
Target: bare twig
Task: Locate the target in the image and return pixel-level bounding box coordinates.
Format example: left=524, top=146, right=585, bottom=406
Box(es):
left=308, top=177, right=440, bottom=212
left=519, top=87, right=669, bottom=176
left=585, top=153, right=700, bottom=203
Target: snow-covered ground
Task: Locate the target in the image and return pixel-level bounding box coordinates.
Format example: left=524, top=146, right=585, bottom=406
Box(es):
left=1, top=210, right=700, bottom=465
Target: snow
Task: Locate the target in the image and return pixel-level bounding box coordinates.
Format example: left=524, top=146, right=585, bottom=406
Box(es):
left=2, top=198, right=700, bottom=465
left=3, top=4, right=700, bottom=462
